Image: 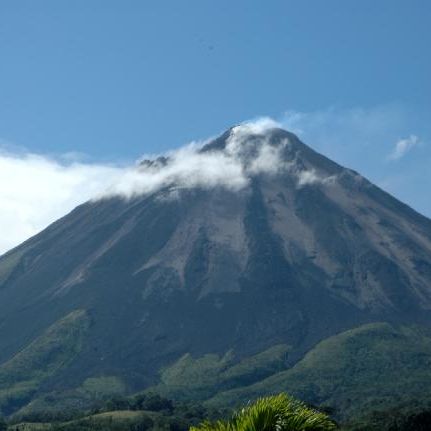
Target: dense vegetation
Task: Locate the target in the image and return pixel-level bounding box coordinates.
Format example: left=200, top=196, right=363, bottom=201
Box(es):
left=4, top=393, right=228, bottom=431
left=146, top=323, right=431, bottom=421
left=3, top=393, right=337, bottom=431
left=4, top=392, right=431, bottom=431
left=4, top=322, right=431, bottom=427
left=0, top=310, right=90, bottom=417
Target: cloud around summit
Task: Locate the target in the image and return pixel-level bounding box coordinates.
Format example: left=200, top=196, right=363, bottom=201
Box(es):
left=98, top=122, right=290, bottom=199
left=0, top=122, right=290, bottom=254
left=0, top=105, right=429, bottom=255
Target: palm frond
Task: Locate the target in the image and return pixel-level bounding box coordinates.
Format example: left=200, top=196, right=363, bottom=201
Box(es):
left=191, top=393, right=337, bottom=431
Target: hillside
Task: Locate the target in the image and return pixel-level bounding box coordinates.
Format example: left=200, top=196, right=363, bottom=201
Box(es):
left=204, top=323, right=431, bottom=419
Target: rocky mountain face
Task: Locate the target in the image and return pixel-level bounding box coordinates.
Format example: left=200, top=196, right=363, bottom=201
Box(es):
left=1, top=127, right=431, bottom=415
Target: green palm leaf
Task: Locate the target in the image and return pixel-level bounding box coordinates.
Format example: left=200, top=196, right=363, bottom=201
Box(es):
left=190, top=393, right=336, bottom=431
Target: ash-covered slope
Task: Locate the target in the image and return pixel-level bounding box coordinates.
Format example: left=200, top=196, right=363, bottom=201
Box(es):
left=1, top=126, right=431, bottom=412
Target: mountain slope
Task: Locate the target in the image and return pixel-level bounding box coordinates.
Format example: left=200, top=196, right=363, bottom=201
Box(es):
left=205, top=323, right=431, bottom=419
left=0, top=310, right=89, bottom=415
left=0, top=126, right=431, bottom=414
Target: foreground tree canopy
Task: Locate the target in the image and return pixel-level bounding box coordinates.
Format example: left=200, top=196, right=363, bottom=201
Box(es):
left=191, top=393, right=337, bottom=431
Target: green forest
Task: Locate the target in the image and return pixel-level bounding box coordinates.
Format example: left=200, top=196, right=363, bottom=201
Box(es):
left=1, top=391, right=431, bottom=431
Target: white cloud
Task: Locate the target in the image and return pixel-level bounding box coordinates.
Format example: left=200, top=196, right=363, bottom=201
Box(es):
left=388, top=135, right=420, bottom=160
left=296, top=169, right=336, bottom=187
left=0, top=150, right=124, bottom=255
left=231, top=117, right=281, bottom=135
left=248, top=143, right=286, bottom=175
left=102, top=122, right=290, bottom=199
left=103, top=147, right=247, bottom=199
left=0, top=123, right=292, bottom=255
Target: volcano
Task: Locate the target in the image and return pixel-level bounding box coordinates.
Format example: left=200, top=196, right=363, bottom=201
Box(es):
left=1, top=126, right=431, bottom=416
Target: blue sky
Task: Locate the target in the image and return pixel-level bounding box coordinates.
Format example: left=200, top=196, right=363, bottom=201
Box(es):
left=0, top=0, right=430, bottom=253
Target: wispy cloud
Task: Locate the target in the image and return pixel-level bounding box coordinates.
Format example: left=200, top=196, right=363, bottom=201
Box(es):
left=388, top=135, right=420, bottom=160
left=278, top=105, right=412, bottom=165
left=274, top=105, right=430, bottom=217
left=296, top=169, right=336, bottom=187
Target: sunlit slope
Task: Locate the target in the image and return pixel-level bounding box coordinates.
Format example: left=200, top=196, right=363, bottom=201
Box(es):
left=150, top=344, right=291, bottom=400
left=0, top=310, right=89, bottom=416
left=206, top=323, right=431, bottom=419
